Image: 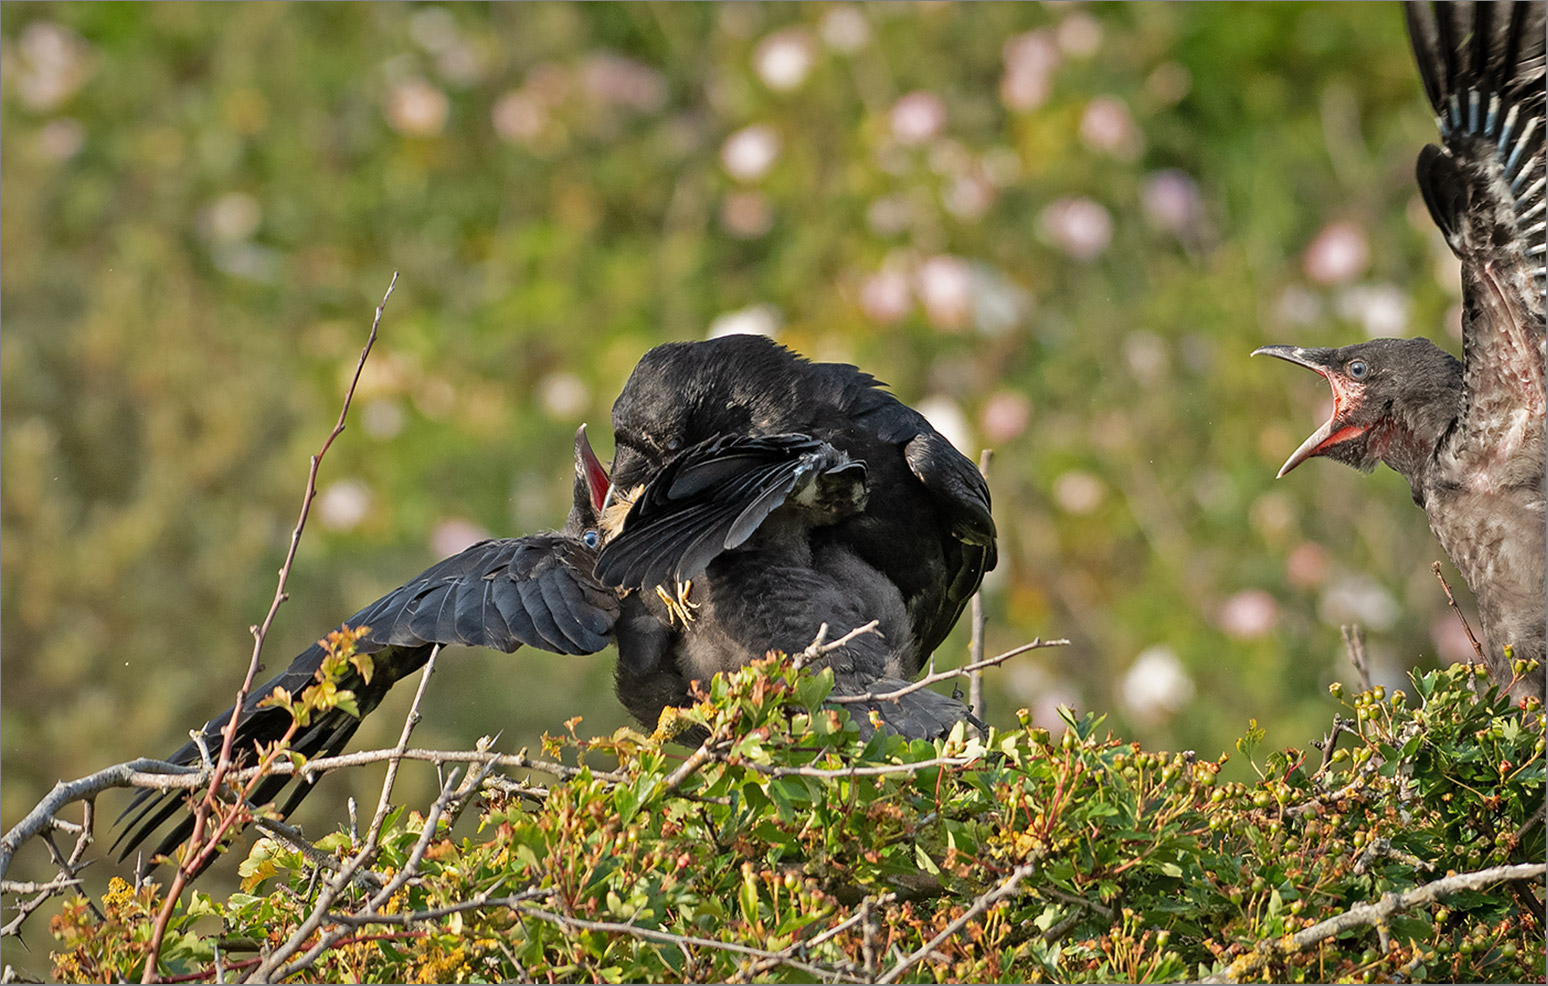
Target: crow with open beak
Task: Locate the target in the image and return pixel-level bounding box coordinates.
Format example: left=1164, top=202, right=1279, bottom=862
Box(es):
left=1256, top=1, right=1545, bottom=692
left=116, top=336, right=997, bottom=868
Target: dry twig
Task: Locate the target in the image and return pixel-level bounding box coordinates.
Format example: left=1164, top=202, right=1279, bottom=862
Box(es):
left=135, top=275, right=395, bottom=981
left=827, top=637, right=1068, bottom=706
left=1432, top=561, right=1485, bottom=659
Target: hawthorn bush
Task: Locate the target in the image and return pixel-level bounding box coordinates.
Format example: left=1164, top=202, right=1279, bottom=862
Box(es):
left=45, top=652, right=1544, bottom=984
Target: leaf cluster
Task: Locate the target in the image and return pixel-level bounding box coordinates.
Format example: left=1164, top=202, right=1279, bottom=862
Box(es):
left=46, top=657, right=1543, bottom=983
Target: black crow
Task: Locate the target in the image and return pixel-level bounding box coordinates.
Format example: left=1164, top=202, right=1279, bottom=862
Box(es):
left=1255, top=1, right=1545, bottom=691
left=116, top=336, right=997, bottom=865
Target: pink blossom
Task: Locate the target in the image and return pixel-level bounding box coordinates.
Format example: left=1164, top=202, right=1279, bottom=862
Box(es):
left=1038, top=196, right=1113, bottom=261
left=754, top=29, right=815, bottom=91
left=890, top=90, right=947, bottom=146
left=858, top=267, right=911, bottom=324
left=721, top=191, right=773, bottom=239
left=1303, top=221, right=1370, bottom=285
left=492, top=90, right=546, bottom=144
left=1000, top=29, right=1059, bottom=111
left=820, top=6, right=870, bottom=53
left=1216, top=589, right=1280, bottom=640
left=980, top=390, right=1031, bottom=444
left=1053, top=470, right=1105, bottom=515
left=386, top=77, right=449, bottom=136
left=1142, top=170, right=1203, bottom=234
left=1080, top=95, right=1141, bottom=160
left=721, top=125, right=781, bottom=181
left=916, top=254, right=973, bottom=330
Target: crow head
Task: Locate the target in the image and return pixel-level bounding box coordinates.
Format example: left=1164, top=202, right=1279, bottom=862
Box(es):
left=1253, top=338, right=1463, bottom=484
left=606, top=335, right=817, bottom=488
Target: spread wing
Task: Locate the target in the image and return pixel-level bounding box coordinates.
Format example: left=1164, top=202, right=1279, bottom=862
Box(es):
left=357, top=535, right=618, bottom=656
left=115, top=532, right=616, bottom=867
left=594, top=433, right=867, bottom=593
left=1407, top=0, right=1547, bottom=454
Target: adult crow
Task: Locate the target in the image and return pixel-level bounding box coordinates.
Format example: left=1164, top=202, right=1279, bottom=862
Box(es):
left=117, top=336, right=995, bottom=864
left=1255, top=1, right=1545, bottom=692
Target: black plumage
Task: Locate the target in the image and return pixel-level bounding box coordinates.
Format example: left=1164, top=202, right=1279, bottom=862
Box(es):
left=116, top=337, right=997, bottom=867
left=1255, top=1, right=1546, bottom=692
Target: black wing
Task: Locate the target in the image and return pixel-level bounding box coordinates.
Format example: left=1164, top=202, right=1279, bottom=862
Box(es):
left=1407, top=0, right=1547, bottom=448
left=594, top=433, right=867, bottom=593
left=115, top=533, right=617, bottom=867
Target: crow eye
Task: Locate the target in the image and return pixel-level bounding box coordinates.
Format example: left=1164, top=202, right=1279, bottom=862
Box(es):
left=1347, top=359, right=1368, bottom=380
left=583, top=530, right=599, bottom=548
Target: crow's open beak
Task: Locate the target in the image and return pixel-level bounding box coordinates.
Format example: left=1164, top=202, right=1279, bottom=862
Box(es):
left=1252, top=345, right=1369, bottom=478
left=574, top=424, right=611, bottom=513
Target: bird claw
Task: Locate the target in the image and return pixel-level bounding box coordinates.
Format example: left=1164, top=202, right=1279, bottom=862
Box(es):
left=655, top=578, right=699, bottom=627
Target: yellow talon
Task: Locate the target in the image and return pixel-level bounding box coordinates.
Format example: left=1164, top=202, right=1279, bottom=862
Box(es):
left=655, top=578, right=699, bottom=626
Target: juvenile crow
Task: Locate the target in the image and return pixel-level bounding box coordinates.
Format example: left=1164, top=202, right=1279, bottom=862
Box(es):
left=594, top=335, right=996, bottom=733
left=117, top=336, right=996, bottom=864
left=1255, top=1, right=1545, bottom=691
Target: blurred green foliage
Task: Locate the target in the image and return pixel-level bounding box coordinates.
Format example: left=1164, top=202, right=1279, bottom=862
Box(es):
left=2, top=1, right=1476, bottom=892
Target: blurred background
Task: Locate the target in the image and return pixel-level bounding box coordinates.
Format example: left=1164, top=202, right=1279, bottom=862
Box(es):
left=2, top=2, right=1476, bottom=893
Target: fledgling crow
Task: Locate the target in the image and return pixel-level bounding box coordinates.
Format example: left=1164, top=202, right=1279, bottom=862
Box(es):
left=116, top=336, right=997, bottom=866
left=1255, top=1, right=1545, bottom=692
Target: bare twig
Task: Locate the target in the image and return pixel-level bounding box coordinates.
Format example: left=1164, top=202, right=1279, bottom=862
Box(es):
left=2, top=760, right=193, bottom=880
left=140, top=273, right=396, bottom=982
left=0, top=877, right=82, bottom=895
left=968, top=449, right=993, bottom=723
left=876, top=860, right=1038, bottom=983
left=726, top=890, right=897, bottom=983
left=1339, top=624, right=1372, bottom=693
left=828, top=637, right=1068, bottom=705
left=511, top=904, right=849, bottom=982
left=241, top=642, right=445, bottom=981
left=1201, top=862, right=1547, bottom=983
left=2, top=799, right=99, bottom=937
left=326, top=886, right=553, bottom=928
left=797, top=620, right=881, bottom=669
left=251, top=762, right=486, bottom=983
left=1432, top=562, right=1485, bottom=659
left=1306, top=715, right=1358, bottom=782
left=663, top=735, right=721, bottom=794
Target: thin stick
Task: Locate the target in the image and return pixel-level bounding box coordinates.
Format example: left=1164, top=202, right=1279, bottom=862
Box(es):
left=969, top=449, right=993, bottom=722
left=141, top=273, right=395, bottom=982
left=877, top=861, right=1037, bottom=983
left=1339, top=624, right=1372, bottom=693
left=1433, top=561, right=1485, bottom=659
left=828, top=637, right=1068, bottom=705
left=1201, top=862, right=1546, bottom=983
